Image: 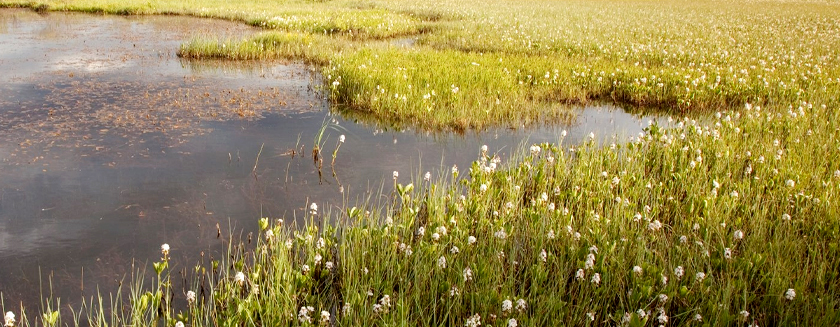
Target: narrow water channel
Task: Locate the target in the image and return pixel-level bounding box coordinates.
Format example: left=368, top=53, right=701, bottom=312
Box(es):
left=0, top=9, right=660, bottom=309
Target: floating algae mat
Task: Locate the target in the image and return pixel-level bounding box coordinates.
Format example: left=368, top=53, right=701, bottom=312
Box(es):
left=0, top=9, right=660, bottom=307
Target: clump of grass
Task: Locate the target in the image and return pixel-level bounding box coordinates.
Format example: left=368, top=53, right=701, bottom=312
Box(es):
left=178, top=32, right=341, bottom=64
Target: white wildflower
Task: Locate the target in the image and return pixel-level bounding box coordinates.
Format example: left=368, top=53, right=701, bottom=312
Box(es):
left=298, top=306, right=314, bottom=324
left=740, top=310, right=750, bottom=320
left=785, top=288, right=796, bottom=301
left=516, top=299, right=527, bottom=313
left=585, top=253, right=596, bottom=270
left=175, top=321, right=184, bottom=327
left=465, top=314, right=481, bottom=327
left=547, top=229, right=555, bottom=239
left=463, top=267, right=473, bottom=282
left=310, top=202, right=318, bottom=215
left=494, top=229, right=507, bottom=240
left=450, top=286, right=460, bottom=297
left=436, top=226, right=448, bottom=236
left=657, top=310, right=668, bottom=324
left=339, top=134, right=345, bottom=143
left=633, top=266, right=643, bottom=275
left=648, top=220, right=662, bottom=231
left=314, top=253, right=322, bottom=266
left=161, top=243, right=170, bottom=256
left=507, top=318, right=518, bottom=327
left=234, top=272, right=246, bottom=285
left=432, top=233, right=441, bottom=241
left=695, top=272, right=706, bottom=283
left=539, top=249, right=547, bottom=262
left=468, top=235, right=477, bottom=245
left=694, top=313, right=703, bottom=322
left=320, top=311, right=330, bottom=325
left=530, top=144, right=541, bottom=156
left=502, top=299, right=513, bottom=313
left=186, top=290, right=196, bottom=305
left=342, top=303, right=351, bottom=316
left=782, top=213, right=791, bottom=221
left=424, top=171, right=431, bottom=181
left=724, top=248, right=733, bottom=260
left=437, top=256, right=447, bottom=269
left=591, top=273, right=601, bottom=286
left=575, top=269, right=585, bottom=281
left=302, top=264, right=310, bottom=274
left=379, top=295, right=391, bottom=310
left=786, top=179, right=795, bottom=188
left=674, top=266, right=684, bottom=280
left=734, top=230, right=744, bottom=241
left=4, top=312, right=14, bottom=327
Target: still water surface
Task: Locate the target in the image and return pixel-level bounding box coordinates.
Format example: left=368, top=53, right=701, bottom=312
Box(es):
left=0, top=9, right=659, bottom=308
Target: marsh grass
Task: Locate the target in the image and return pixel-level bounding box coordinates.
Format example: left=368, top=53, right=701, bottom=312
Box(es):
left=2, top=0, right=840, bottom=325
left=4, top=99, right=840, bottom=326
left=9, top=0, right=840, bottom=129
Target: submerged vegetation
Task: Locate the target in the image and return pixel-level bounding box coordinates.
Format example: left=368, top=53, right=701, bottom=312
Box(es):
left=2, top=0, right=840, bottom=325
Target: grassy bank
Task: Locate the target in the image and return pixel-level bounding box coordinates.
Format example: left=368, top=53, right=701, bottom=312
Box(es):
left=4, top=100, right=840, bottom=326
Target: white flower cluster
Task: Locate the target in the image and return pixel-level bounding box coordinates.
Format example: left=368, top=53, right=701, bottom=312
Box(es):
left=373, top=295, right=391, bottom=314
left=320, top=311, right=330, bottom=325
left=4, top=312, right=14, bottom=327
left=186, top=290, right=196, bottom=305
left=298, top=306, right=315, bottom=324
left=465, top=313, right=482, bottom=327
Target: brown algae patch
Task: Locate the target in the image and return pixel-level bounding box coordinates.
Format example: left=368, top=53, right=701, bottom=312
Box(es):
left=0, top=9, right=324, bottom=165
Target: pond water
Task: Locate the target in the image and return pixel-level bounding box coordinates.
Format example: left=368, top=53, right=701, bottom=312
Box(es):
left=0, top=9, right=660, bottom=309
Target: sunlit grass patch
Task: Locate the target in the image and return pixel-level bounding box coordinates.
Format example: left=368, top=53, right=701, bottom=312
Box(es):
left=8, top=0, right=840, bottom=129
left=6, top=99, right=839, bottom=326
left=247, top=8, right=421, bottom=39
left=178, top=32, right=342, bottom=63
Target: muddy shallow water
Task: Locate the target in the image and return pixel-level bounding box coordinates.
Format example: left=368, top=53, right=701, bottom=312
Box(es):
left=0, top=9, right=661, bottom=308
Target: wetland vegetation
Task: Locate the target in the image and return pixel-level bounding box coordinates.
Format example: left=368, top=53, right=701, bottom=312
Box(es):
left=2, top=0, right=840, bottom=326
